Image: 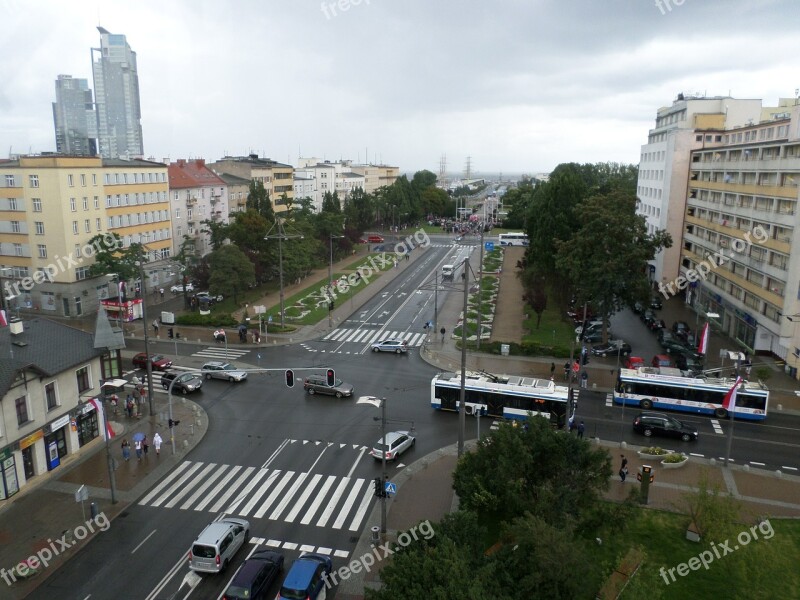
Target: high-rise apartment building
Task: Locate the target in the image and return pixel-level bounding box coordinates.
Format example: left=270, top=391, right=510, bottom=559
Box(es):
left=52, top=75, right=97, bottom=156
left=680, top=105, right=800, bottom=378
left=91, top=27, right=144, bottom=159
left=637, top=94, right=762, bottom=285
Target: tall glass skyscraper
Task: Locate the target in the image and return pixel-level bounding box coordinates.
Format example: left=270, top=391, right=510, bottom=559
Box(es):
left=91, top=26, right=144, bottom=159
left=52, top=74, right=98, bottom=155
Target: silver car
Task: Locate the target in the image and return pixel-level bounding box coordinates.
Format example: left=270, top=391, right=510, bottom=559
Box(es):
left=371, top=339, right=408, bottom=354
left=202, top=361, right=248, bottom=382
left=370, top=431, right=416, bottom=461
left=303, top=375, right=354, bottom=398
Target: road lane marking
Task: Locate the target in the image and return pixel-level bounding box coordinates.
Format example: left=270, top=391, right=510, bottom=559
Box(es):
left=207, top=466, right=254, bottom=512
left=300, top=475, right=336, bottom=525
left=332, top=478, right=366, bottom=529
left=316, top=477, right=350, bottom=527
left=131, top=529, right=157, bottom=554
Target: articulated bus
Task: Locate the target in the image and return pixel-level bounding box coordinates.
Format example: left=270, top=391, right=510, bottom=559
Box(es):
left=497, top=232, right=529, bottom=246
left=614, top=367, right=769, bottom=421
left=431, top=371, right=569, bottom=427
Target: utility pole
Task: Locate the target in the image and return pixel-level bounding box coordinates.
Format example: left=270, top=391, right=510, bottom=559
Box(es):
left=138, top=260, right=155, bottom=417
left=264, top=219, right=303, bottom=329
left=476, top=228, right=485, bottom=350
left=380, top=396, right=387, bottom=534
left=458, top=257, right=469, bottom=457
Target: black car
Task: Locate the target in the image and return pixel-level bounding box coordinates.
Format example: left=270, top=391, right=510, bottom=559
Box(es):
left=661, top=338, right=691, bottom=355
left=591, top=340, right=632, bottom=357
left=633, top=411, right=698, bottom=442
left=649, top=296, right=663, bottom=310
left=223, top=550, right=284, bottom=600
left=675, top=353, right=704, bottom=372
left=657, top=329, right=675, bottom=345
left=672, top=321, right=691, bottom=337
left=641, top=309, right=657, bottom=326
left=161, top=371, right=204, bottom=394
left=580, top=329, right=609, bottom=344
left=648, top=318, right=667, bottom=332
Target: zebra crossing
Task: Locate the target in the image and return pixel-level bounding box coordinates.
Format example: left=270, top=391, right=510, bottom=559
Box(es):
left=138, top=460, right=375, bottom=531
left=322, top=328, right=427, bottom=348
left=190, top=346, right=251, bottom=360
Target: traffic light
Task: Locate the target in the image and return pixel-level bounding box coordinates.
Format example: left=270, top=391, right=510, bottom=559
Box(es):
left=326, top=369, right=335, bottom=386
left=285, top=369, right=295, bottom=388
left=168, top=419, right=180, bottom=428
left=373, top=477, right=382, bottom=497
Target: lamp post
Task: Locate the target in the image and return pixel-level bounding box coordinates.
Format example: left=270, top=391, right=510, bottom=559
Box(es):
left=264, top=219, right=303, bottom=329
left=136, top=259, right=155, bottom=417
left=328, top=234, right=344, bottom=329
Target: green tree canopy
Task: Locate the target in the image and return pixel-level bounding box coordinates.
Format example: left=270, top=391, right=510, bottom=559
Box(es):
left=246, top=180, right=275, bottom=222
left=207, top=244, right=255, bottom=305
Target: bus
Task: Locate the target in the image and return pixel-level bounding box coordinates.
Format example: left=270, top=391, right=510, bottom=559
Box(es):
left=431, top=371, right=569, bottom=427
left=497, top=232, right=529, bottom=246
left=614, top=367, right=769, bottom=421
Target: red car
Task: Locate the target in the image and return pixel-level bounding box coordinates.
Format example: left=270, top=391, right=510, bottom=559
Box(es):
left=367, top=235, right=384, bottom=243
left=132, top=353, right=173, bottom=371
left=625, top=356, right=645, bottom=370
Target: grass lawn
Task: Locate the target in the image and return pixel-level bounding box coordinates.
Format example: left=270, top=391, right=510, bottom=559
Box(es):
left=521, top=302, right=576, bottom=351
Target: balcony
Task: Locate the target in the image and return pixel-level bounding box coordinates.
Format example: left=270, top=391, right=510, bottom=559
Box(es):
left=690, top=179, right=797, bottom=199
left=186, top=196, right=197, bottom=205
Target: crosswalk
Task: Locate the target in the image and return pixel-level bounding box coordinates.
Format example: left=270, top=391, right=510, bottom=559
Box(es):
left=191, top=346, right=251, bottom=360
left=322, top=328, right=427, bottom=349
left=138, top=460, right=375, bottom=532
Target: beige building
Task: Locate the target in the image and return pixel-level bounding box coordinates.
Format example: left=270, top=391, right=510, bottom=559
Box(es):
left=0, top=155, right=172, bottom=318
left=208, top=155, right=292, bottom=213
left=218, top=172, right=251, bottom=214
left=679, top=105, right=800, bottom=378
left=349, top=163, right=400, bottom=194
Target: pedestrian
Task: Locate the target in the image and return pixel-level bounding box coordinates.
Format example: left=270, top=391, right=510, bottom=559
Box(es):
left=619, top=455, right=628, bottom=482
left=153, top=432, right=163, bottom=456
left=126, top=396, right=134, bottom=418
left=440, top=327, right=446, bottom=342
left=153, top=319, right=159, bottom=335
left=406, top=253, right=409, bottom=261
left=159, top=287, right=164, bottom=300
left=563, top=362, right=570, bottom=382
left=580, top=370, right=589, bottom=389
left=110, top=394, right=118, bottom=415
left=142, top=435, right=149, bottom=456
left=568, top=413, right=575, bottom=433
left=121, top=439, right=131, bottom=461
left=577, top=421, right=585, bottom=439
left=134, top=439, right=143, bottom=461
left=550, top=362, right=556, bottom=378
left=393, top=259, right=397, bottom=269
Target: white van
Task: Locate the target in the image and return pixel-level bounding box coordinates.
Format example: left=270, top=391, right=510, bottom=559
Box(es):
left=441, top=265, right=455, bottom=280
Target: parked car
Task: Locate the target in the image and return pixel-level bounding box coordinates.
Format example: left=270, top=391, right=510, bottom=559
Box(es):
left=195, top=291, right=224, bottom=304
left=632, top=301, right=644, bottom=314
left=170, top=283, right=194, bottom=293
left=661, top=338, right=691, bottom=355
left=591, top=340, right=632, bottom=357
left=672, top=321, right=691, bottom=336
left=161, top=371, right=204, bottom=394
left=648, top=318, right=667, bottom=332
left=633, top=411, right=698, bottom=442
left=202, top=361, right=248, bottom=382
left=371, top=339, right=409, bottom=354
left=357, top=238, right=368, bottom=244
left=277, top=553, right=333, bottom=600
left=132, top=353, right=173, bottom=371
left=303, top=375, right=354, bottom=398
left=370, top=431, right=416, bottom=461
left=675, top=353, right=704, bottom=372
left=574, top=320, right=603, bottom=335
left=222, top=549, right=283, bottom=600
left=641, top=309, right=657, bottom=327
left=650, top=296, right=663, bottom=310
left=657, top=329, right=676, bottom=345
left=580, top=329, right=609, bottom=344
left=625, top=356, right=646, bottom=370
left=367, top=235, right=384, bottom=243
left=651, top=354, right=673, bottom=368
left=188, top=517, right=250, bottom=574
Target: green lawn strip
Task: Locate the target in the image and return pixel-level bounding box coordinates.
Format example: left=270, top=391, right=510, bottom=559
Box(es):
left=521, top=302, right=576, bottom=349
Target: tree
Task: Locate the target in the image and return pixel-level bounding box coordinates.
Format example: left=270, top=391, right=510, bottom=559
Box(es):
left=246, top=180, right=275, bottom=222
left=86, top=233, right=138, bottom=279
left=420, top=186, right=450, bottom=217
left=452, top=417, right=614, bottom=530
left=523, top=276, right=548, bottom=329
left=199, top=219, right=229, bottom=251
left=321, top=191, right=341, bottom=214
left=555, top=189, right=671, bottom=341
left=207, top=245, right=255, bottom=305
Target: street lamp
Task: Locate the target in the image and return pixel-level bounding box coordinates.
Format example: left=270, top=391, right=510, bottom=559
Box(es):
left=264, top=219, right=303, bottom=329
left=328, top=234, right=344, bottom=328
left=135, top=258, right=156, bottom=417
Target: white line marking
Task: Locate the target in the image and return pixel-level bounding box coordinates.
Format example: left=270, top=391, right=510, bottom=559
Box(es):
left=131, top=529, right=157, bottom=554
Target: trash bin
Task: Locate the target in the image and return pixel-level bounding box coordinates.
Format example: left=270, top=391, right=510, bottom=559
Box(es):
left=168, top=327, right=174, bottom=339
left=500, top=344, right=510, bottom=356
left=90, top=502, right=99, bottom=519
left=371, top=525, right=380, bottom=543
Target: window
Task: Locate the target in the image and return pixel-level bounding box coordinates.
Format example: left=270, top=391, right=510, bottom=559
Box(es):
left=70, top=198, right=76, bottom=212
left=14, top=243, right=23, bottom=256
left=9, top=197, right=18, bottom=210
left=84, top=219, right=90, bottom=233
left=45, top=382, right=58, bottom=411
left=32, top=197, right=42, bottom=212
left=38, top=244, right=47, bottom=258
left=92, top=174, right=97, bottom=185
left=76, top=367, right=90, bottom=393
left=76, top=266, right=89, bottom=280
left=67, top=174, right=74, bottom=187
left=80, top=174, right=86, bottom=187
left=93, top=196, right=99, bottom=209
left=15, top=396, right=29, bottom=425
left=82, top=197, right=88, bottom=210
left=5, top=174, right=14, bottom=186
left=96, top=218, right=101, bottom=231
left=11, top=221, right=20, bottom=233
left=72, top=221, right=78, bottom=235
left=35, top=221, right=44, bottom=235
left=29, top=174, right=39, bottom=188
left=75, top=244, right=81, bottom=257
left=174, top=208, right=181, bottom=219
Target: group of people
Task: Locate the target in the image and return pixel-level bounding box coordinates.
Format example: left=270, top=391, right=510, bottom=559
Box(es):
left=567, top=414, right=585, bottom=438
left=121, top=432, right=163, bottom=462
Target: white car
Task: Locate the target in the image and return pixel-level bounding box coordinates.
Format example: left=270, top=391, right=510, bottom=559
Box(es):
left=171, top=283, right=194, bottom=293
left=202, top=361, right=248, bottom=382
left=371, top=339, right=409, bottom=354
left=370, top=431, right=416, bottom=461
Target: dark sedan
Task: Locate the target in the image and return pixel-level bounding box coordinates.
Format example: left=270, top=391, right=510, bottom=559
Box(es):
left=633, top=411, right=698, bottom=442
left=591, top=340, right=632, bottom=357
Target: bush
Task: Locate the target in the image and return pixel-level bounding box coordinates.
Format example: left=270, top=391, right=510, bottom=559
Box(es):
left=640, top=447, right=667, bottom=456
left=662, top=453, right=687, bottom=463
left=176, top=313, right=238, bottom=327
left=475, top=340, right=572, bottom=358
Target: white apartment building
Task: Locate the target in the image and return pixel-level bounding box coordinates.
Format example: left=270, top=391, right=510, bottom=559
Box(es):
left=637, top=94, right=762, bottom=285
left=294, top=158, right=365, bottom=211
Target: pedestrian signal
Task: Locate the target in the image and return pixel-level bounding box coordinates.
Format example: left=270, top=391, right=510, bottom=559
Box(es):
left=326, top=369, right=335, bottom=386
left=285, top=369, right=295, bottom=388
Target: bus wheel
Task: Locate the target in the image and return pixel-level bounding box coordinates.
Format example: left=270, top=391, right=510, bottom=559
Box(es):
left=641, top=399, right=653, bottom=410
left=715, top=407, right=727, bottom=418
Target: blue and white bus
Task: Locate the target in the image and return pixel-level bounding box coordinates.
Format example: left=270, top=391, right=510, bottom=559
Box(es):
left=497, top=232, right=529, bottom=246
left=614, top=367, right=769, bottom=421
left=431, top=371, right=569, bottom=427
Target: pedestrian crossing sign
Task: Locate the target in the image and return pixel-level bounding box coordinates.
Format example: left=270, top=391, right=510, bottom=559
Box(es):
left=384, top=481, right=397, bottom=495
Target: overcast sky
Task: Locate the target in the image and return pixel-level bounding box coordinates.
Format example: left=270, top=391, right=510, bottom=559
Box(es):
left=1, top=0, right=796, bottom=176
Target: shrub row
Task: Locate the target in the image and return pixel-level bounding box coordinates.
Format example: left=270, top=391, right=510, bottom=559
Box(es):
left=176, top=313, right=239, bottom=327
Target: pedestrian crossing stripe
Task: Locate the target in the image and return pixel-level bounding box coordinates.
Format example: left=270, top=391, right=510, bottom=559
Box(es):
left=322, top=328, right=427, bottom=347
left=138, top=461, right=375, bottom=531
left=191, top=346, right=251, bottom=359
left=250, top=537, right=349, bottom=559
left=605, top=393, right=613, bottom=408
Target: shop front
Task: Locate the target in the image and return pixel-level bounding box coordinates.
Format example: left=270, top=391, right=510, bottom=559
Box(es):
left=0, top=448, right=20, bottom=501
left=76, top=402, right=99, bottom=447
left=43, top=416, right=69, bottom=471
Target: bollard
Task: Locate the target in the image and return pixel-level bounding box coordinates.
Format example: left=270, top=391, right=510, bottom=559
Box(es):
left=183, top=439, right=189, bottom=448
left=190, top=424, right=194, bottom=436
left=371, top=525, right=380, bottom=543
left=90, top=502, right=99, bottom=519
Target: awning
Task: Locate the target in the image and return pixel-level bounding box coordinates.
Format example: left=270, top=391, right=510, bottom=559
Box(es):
left=101, top=379, right=128, bottom=390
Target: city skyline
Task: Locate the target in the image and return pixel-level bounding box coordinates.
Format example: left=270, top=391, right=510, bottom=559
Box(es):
left=0, top=0, right=797, bottom=173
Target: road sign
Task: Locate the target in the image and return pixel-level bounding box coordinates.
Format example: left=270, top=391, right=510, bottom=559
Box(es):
left=75, top=484, right=88, bottom=503
left=268, top=315, right=273, bottom=323
left=485, top=241, right=494, bottom=251
left=384, top=481, right=397, bottom=495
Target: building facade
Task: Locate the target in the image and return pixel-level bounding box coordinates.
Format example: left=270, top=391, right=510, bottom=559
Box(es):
left=0, top=155, right=172, bottom=319
left=218, top=172, right=250, bottom=214
left=52, top=75, right=97, bottom=156
left=679, top=105, right=800, bottom=378
left=168, top=159, right=229, bottom=257
left=208, top=155, right=292, bottom=213
left=91, top=27, right=144, bottom=159
left=349, top=163, right=399, bottom=194
left=637, top=95, right=763, bottom=285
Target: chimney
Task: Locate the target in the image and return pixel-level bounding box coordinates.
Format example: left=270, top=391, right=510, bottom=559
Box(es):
left=195, top=159, right=205, bottom=168
left=177, top=159, right=187, bottom=167
left=9, top=317, right=23, bottom=336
